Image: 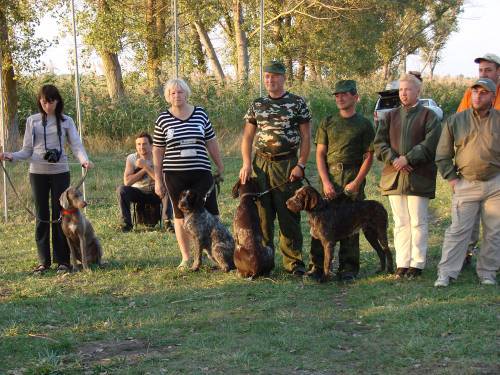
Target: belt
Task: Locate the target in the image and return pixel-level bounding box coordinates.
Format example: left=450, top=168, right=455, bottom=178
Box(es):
left=256, top=150, right=297, bottom=161
left=329, top=162, right=361, bottom=172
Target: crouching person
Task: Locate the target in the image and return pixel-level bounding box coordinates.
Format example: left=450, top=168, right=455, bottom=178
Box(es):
left=434, top=78, right=500, bottom=287
left=117, top=132, right=174, bottom=232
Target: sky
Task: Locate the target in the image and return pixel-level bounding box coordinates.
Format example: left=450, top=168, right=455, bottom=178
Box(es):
left=39, top=0, right=498, bottom=78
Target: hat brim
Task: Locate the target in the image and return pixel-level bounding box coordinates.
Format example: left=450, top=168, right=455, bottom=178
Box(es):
left=471, top=83, right=494, bottom=92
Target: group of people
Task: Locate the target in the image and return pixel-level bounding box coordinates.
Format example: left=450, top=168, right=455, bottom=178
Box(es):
left=1, top=53, right=499, bottom=287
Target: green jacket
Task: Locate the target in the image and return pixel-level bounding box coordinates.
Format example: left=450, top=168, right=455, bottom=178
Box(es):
left=374, top=103, right=441, bottom=198
left=436, top=109, right=500, bottom=182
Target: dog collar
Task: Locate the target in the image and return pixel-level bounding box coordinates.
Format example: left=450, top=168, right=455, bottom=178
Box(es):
left=61, top=208, right=78, bottom=216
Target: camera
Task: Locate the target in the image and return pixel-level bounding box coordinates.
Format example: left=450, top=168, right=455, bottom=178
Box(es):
left=44, top=149, right=61, bottom=163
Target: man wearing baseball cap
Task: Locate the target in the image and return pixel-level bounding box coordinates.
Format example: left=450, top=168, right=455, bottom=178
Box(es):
left=239, top=60, right=312, bottom=276
left=456, top=53, right=500, bottom=266
left=306, top=80, right=375, bottom=283
left=435, top=77, right=500, bottom=287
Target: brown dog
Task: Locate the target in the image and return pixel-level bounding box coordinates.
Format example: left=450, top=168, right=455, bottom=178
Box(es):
left=60, top=187, right=103, bottom=270
left=232, top=178, right=274, bottom=278
left=286, top=186, right=393, bottom=281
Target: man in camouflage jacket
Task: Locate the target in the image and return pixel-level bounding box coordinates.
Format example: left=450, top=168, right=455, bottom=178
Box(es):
left=239, top=61, right=311, bottom=275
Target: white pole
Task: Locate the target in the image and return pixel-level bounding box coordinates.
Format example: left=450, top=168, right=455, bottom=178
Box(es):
left=259, top=0, right=264, bottom=96
left=173, top=0, right=179, bottom=78
left=0, top=49, right=7, bottom=222
left=70, top=0, right=86, bottom=205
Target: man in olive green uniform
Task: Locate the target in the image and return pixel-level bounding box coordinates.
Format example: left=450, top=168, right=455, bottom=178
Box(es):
left=307, top=80, right=375, bottom=282
left=239, top=61, right=311, bottom=275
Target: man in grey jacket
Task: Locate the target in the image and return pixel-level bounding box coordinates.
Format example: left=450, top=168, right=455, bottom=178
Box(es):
left=434, top=78, right=500, bottom=287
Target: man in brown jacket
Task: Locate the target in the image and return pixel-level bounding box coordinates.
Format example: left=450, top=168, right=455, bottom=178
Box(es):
left=434, top=78, right=500, bottom=287
left=374, top=73, right=441, bottom=280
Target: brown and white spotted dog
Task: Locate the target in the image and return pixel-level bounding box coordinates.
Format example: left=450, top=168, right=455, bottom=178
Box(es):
left=286, top=186, right=393, bottom=281
left=231, top=178, right=274, bottom=278
left=178, top=189, right=235, bottom=272
left=59, top=186, right=103, bottom=271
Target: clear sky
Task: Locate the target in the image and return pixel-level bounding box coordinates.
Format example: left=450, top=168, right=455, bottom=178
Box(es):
left=40, top=0, right=498, bottom=78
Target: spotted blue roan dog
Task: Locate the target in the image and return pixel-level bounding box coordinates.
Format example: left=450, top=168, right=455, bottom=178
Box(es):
left=178, top=189, right=235, bottom=272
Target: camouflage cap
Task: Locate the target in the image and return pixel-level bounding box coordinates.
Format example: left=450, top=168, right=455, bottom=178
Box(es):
left=333, top=80, right=357, bottom=94
left=471, top=78, right=496, bottom=92
left=474, top=53, right=500, bottom=66
left=264, top=60, right=286, bottom=75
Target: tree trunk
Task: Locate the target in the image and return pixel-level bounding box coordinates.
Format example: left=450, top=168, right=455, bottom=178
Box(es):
left=97, top=0, right=125, bottom=102
left=233, top=0, right=249, bottom=82
left=382, top=62, right=390, bottom=82
left=0, top=9, right=18, bottom=150
left=191, top=24, right=207, bottom=74
left=193, top=20, right=225, bottom=82
left=99, top=51, right=125, bottom=101
left=146, top=0, right=162, bottom=94
left=297, top=60, right=305, bottom=83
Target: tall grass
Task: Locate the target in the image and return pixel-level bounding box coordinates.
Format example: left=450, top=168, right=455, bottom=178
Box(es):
left=16, top=74, right=468, bottom=144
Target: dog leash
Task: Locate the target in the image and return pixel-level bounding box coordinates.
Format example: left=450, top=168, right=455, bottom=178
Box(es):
left=239, top=176, right=312, bottom=200
left=0, top=163, right=88, bottom=223
left=203, top=173, right=223, bottom=203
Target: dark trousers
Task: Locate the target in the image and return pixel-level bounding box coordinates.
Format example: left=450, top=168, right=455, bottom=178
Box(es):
left=29, top=172, right=71, bottom=267
left=117, top=185, right=173, bottom=226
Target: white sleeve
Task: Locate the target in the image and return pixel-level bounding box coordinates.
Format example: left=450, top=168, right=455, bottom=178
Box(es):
left=65, top=117, right=89, bottom=164
left=11, top=117, right=35, bottom=161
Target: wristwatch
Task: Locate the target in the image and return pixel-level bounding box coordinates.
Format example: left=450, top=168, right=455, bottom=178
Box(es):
left=297, top=162, right=306, bottom=171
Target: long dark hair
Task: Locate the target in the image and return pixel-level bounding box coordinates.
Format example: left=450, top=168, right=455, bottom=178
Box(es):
left=37, top=85, right=66, bottom=130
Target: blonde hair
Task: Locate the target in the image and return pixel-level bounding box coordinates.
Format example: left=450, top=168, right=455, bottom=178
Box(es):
left=399, top=73, right=422, bottom=91
left=163, top=78, right=192, bottom=103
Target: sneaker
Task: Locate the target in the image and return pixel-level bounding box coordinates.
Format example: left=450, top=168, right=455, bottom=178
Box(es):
left=177, top=259, right=190, bottom=270
left=339, top=272, right=356, bottom=283
left=479, top=277, right=497, bottom=286
left=33, top=264, right=49, bottom=275
left=121, top=223, right=133, bottom=232
left=394, top=267, right=408, bottom=279
left=406, top=267, right=423, bottom=279
left=434, top=274, right=450, bottom=287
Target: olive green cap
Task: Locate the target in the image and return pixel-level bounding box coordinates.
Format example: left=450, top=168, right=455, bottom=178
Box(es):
left=471, top=78, right=496, bottom=92
left=333, top=80, right=357, bottom=94
left=263, top=60, right=286, bottom=75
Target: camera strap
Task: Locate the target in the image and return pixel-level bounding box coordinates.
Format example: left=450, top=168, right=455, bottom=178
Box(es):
left=42, top=116, right=63, bottom=155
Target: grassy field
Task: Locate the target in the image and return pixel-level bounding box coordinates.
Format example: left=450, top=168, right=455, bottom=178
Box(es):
left=0, top=151, right=498, bottom=374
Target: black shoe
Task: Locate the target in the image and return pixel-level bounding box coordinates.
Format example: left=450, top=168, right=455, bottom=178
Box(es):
left=394, top=267, right=408, bottom=279
left=338, top=272, right=356, bottom=283
left=305, top=268, right=325, bottom=283
left=290, top=265, right=306, bottom=277
left=121, top=224, right=133, bottom=232
left=406, top=267, right=422, bottom=279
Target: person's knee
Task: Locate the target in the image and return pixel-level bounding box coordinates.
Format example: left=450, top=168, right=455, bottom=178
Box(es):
left=116, top=185, right=127, bottom=196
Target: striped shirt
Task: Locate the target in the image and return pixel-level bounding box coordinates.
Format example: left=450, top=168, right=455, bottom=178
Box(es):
left=153, top=107, right=216, bottom=172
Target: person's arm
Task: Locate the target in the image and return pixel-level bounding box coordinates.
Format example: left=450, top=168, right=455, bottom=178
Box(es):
left=9, top=117, right=35, bottom=161
left=206, top=138, right=224, bottom=175
left=239, top=122, right=257, bottom=183
left=374, top=114, right=398, bottom=164
left=123, top=156, right=148, bottom=186
left=289, top=121, right=311, bottom=181
left=316, top=143, right=335, bottom=199
left=345, top=151, right=374, bottom=193
left=435, top=118, right=459, bottom=192
left=65, top=117, right=91, bottom=167
left=152, top=146, right=166, bottom=198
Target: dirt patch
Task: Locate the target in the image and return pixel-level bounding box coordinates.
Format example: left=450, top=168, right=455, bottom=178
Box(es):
left=76, top=338, right=176, bottom=366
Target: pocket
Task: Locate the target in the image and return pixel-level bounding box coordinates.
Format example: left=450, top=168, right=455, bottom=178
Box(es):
left=379, top=165, right=399, bottom=191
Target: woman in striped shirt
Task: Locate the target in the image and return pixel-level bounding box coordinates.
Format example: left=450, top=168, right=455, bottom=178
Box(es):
left=153, top=78, right=224, bottom=269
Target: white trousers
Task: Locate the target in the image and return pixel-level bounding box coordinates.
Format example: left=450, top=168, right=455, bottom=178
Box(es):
left=388, top=195, right=430, bottom=269
left=437, top=174, right=500, bottom=281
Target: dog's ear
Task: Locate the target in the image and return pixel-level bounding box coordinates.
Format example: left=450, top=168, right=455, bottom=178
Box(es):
left=231, top=180, right=241, bottom=198
left=59, top=189, right=70, bottom=209
left=304, top=187, right=319, bottom=211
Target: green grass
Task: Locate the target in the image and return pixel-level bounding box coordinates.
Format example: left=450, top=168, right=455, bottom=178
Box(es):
left=0, top=154, right=498, bottom=374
